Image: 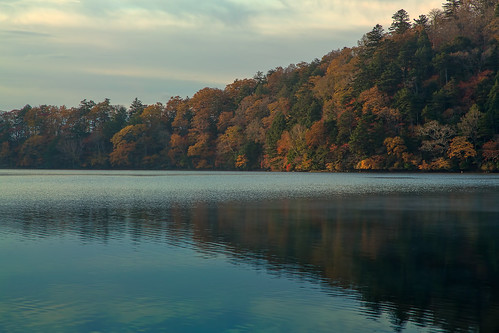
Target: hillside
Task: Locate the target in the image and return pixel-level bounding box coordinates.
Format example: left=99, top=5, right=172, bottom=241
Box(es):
left=1, top=0, right=499, bottom=171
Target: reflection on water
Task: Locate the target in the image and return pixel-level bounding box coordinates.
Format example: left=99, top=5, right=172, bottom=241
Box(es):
left=1, top=170, right=499, bottom=332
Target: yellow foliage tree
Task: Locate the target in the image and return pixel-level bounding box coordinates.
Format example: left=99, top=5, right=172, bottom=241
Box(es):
left=356, top=155, right=385, bottom=170
left=216, top=125, right=244, bottom=168
left=448, top=136, right=477, bottom=161
left=384, top=136, right=407, bottom=157
left=312, top=48, right=358, bottom=120
left=384, top=136, right=411, bottom=169
left=235, top=154, right=249, bottom=169
left=418, top=157, right=451, bottom=171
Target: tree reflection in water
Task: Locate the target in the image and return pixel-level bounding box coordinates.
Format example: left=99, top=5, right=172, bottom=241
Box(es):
left=10, top=190, right=499, bottom=332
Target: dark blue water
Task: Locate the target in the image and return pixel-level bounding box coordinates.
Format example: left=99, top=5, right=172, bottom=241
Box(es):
left=1, top=170, right=498, bottom=332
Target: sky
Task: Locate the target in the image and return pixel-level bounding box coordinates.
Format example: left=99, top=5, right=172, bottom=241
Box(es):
left=0, top=0, right=444, bottom=110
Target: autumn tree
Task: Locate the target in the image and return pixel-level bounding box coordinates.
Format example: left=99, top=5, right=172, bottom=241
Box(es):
left=216, top=125, right=245, bottom=168
left=224, top=79, right=257, bottom=105
left=264, top=111, right=287, bottom=169
left=312, top=48, right=357, bottom=120
left=169, top=97, right=191, bottom=168
left=305, top=120, right=336, bottom=170
left=447, top=136, right=477, bottom=169
left=481, top=139, right=499, bottom=170
left=168, top=133, right=190, bottom=168
left=286, top=124, right=311, bottom=171
left=109, top=124, right=147, bottom=167
left=265, top=98, right=290, bottom=150
left=139, top=103, right=171, bottom=168
left=384, top=136, right=416, bottom=169
left=187, top=88, right=229, bottom=169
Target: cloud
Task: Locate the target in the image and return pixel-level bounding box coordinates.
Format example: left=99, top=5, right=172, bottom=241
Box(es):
left=11, top=8, right=90, bottom=27
left=0, top=0, right=445, bottom=110
left=83, top=66, right=234, bottom=86
left=1, top=0, right=443, bottom=34
left=245, top=0, right=444, bottom=36
left=0, top=29, right=52, bottom=38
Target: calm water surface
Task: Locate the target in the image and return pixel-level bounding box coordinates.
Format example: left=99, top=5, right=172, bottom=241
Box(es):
left=1, top=170, right=498, bottom=332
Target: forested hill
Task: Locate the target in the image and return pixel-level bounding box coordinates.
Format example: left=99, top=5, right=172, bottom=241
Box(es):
left=1, top=1, right=499, bottom=171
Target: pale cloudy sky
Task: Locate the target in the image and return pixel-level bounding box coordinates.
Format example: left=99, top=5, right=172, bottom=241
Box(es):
left=0, top=0, right=443, bottom=110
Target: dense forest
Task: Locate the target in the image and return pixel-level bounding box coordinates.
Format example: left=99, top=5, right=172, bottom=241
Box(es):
left=1, top=0, right=499, bottom=171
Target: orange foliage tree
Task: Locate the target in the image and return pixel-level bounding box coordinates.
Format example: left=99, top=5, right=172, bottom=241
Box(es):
left=109, top=124, right=146, bottom=167
left=187, top=88, right=229, bottom=169
left=447, top=136, right=477, bottom=169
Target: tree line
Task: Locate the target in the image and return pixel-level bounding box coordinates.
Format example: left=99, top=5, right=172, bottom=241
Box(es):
left=1, top=0, right=499, bottom=171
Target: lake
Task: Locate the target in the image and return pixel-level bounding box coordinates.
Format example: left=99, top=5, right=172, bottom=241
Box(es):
left=1, top=170, right=498, bottom=332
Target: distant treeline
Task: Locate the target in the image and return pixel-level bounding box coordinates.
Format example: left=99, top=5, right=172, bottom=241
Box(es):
left=1, top=0, right=499, bottom=171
